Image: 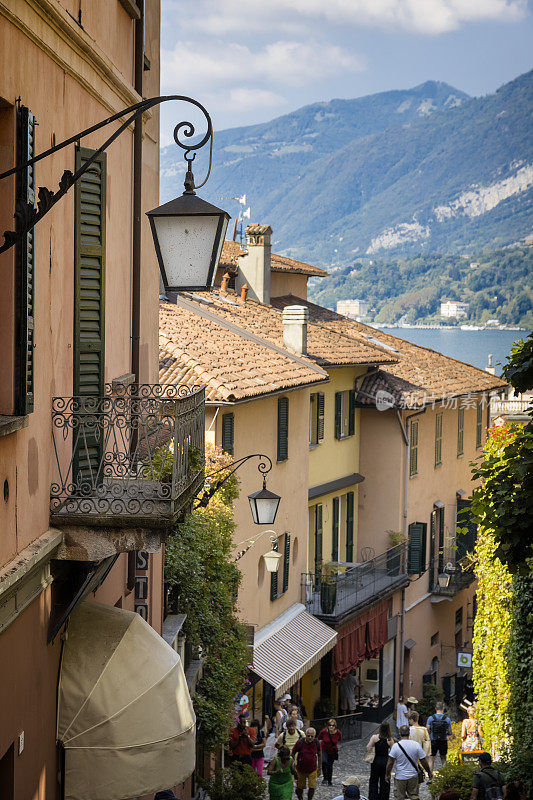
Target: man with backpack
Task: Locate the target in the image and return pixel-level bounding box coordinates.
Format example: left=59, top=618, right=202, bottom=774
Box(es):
left=471, top=753, right=506, bottom=800
left=426, top=701, right=452, bottom=770
left=292, top=727, right=321, bottom=800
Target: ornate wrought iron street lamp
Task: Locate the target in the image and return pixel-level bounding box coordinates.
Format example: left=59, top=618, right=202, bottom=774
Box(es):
left=0, top=95, right=230, bottom=294
left=248, top=479, right=281, bottom=526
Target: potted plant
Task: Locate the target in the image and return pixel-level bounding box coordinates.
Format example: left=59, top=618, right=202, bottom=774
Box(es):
left=320, top=562, right=338, bottom=614
left=386, top=530, right=405, bottom=575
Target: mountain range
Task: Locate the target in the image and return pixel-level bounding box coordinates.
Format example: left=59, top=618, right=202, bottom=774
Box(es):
left=160, top=70, right=533, bottom=266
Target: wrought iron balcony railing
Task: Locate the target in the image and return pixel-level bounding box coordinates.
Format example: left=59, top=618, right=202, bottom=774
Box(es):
left=50, top=384, right=205, bottom=528
left=302, top=543, right=409, bottom=624
left=429, top=545, right=476, bottom=598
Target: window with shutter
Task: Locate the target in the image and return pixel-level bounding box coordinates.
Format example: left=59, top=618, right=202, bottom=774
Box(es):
left=277, top=397, right=289, bottom=461
left=73, top=147, right=106, bottom=479
left=334, top=391, right=342, bottom=439
left=408, top=522, right=427, bottom=574
left=429, top=510, right=436, bottom=590
left=332, top=497, right=340, bottom=561
left=476, top=402, right=483, bottom=449
left=270, top=537, right=279, bottom=600
left=345, top=491, right=354, bottom=562
left=434, top=420, right=440, bottom=465
left=15, top=105, right=37, bottom=415
left=221, top=412, right=234, bottom=455
left=282, top=533, right=290, bottom=593
left=409, top=420, right=418, bottom=476
left=314, top=503, right=323, bottom=578
left=457, top=407, right=464, bottom=456
left=317, top=392, right=325, bottom=441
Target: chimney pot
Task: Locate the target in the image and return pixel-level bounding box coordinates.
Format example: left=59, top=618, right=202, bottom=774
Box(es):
left=240, top=283, right=248, bottom=303
left=282, top=305, right=308, bottom=355
left=221, top=272, right=230, bottom=293
left=236, top=223, right=272, bottom=304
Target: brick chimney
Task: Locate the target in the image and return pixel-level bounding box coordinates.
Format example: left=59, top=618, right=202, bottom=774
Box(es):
left=282, top=305, right=308, bottom=355
left=236, top=224, right=272, bottom=304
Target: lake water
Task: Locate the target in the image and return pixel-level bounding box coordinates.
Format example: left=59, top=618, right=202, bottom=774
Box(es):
left=377, top=328, right=528, bottom=374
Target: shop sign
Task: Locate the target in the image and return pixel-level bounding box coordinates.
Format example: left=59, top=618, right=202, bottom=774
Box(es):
left=457, top=651, right=473, bottom=669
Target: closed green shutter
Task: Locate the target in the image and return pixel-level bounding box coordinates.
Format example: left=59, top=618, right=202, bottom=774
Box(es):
left=282, top=533, right=290, bottom=593
left=345, top=491, right=354, bottom=562
left=221, top=412, right=234, bottom=455
left=348, top=389, right=356, bottom=436
left=16, top=105, right=37, bottom=415
left=315, top=503, right=323, bottom=578
left=332, top=497, right=340, bottom=561
left=435, top=413, right=442, bottom=466
left=456, top=499, right=476, bottom=559
left=317, top=392, right=325, bottom=441
left=438, top=508, right=445, bottom=572
left=334, top=392, right=342, bottom=439
left=429, top=510, right=436, bottom=590
left=457, top=407, right=464, bottom=456
left=270, top=537, right=279, bottom=600
left=74, top=147, right=106, bottom=479
left=277, top=397, right=289, bottom=461
left=408, top=522, right=427, bottom=574
left=409, top=420, right=418, bottom=476
left=476, top=402, right=483, bottom=448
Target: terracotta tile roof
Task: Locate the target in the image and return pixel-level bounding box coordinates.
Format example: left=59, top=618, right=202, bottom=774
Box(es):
left=159, top=300, right=328, bottom=403
left=271, top=295, right=507, bottom=405
left=219, top=240, right=328, bottom=277
left=174, top=290, right=396, bottom=370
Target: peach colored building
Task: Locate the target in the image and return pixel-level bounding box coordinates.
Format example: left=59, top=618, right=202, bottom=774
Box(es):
left=0, top=3, right=201, bottom=798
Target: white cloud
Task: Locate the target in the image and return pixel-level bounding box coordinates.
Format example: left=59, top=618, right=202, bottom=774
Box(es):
left=161, top=39, right=364, bottom=95
left=166, top=0, right=527, bottom=36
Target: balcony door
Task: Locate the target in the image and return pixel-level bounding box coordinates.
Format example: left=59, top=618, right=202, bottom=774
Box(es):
left=73, top=147, right=106, bottom=481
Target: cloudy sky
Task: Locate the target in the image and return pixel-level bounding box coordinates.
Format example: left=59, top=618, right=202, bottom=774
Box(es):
left=159, top=0, right=532, bottom=144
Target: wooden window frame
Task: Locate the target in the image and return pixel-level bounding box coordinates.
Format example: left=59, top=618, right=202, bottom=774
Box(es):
left=309, top=391, right=325, bottom=447
left=334, top=389, right=356, bottom=440
left=457, top=407, right=464, bottom=456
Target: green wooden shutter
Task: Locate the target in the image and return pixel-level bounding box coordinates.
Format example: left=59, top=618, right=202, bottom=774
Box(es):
left=408, top=522, right=426, bottom=574
left=334, top=392, right=342, bottom=439
left=457, top=499, right=476, bottom=559
left=429, top=511, right=436, bottom=590
left=348, top=389, right=356, bottom=436
left=332, top=497, right=340, bottom=561
left=73, top=147, right=106, bottom=479
left=476, top=402, right=483, bottom=448
left=345, top=491, right=354, bottom=562
left=435, top=413, right=442, bottom=466
left=16, top=105, right=37, bottom=415
left=270, top=537, right=279, bottom=600
left=457, top=407, right=464, bottom=456
left=317, top=392, right=325, bottom=441
left=221, top=412, right=234, bottom=455
left=277, top=397, right=289, bottom=461
left=409, top=420, right=418, bottom=476
left=438, top=508, right=445, bottom=571
left=282, top=533, right=290, bottom=593
left=315, top=503, right=323, bottom=577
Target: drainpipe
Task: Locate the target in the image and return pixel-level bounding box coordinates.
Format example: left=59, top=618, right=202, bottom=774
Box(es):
left=132, top=0, right=144, bottom=383
left=396, top=406, right=426, bottom=696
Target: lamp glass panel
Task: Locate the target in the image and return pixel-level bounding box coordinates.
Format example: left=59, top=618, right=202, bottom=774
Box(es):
left=263, top=551, right=282, bottom=573
left=153, top=214, right=221, bottom=288
left=250, top=496, right=280, bottom=525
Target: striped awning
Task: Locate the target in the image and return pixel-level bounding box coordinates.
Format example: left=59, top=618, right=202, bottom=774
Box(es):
left=253, top=604, right=337, bottom=698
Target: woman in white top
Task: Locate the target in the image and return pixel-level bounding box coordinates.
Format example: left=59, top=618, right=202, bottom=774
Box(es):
left=408, top=711, right=431, bottom=756
left=273, top=699, right=288, bottom=737
left=281, top=706, right=304, bottom=731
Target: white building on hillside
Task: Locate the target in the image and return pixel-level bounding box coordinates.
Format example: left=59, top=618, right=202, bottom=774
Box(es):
left=441, top=300, right=469, bottom=318
left=337, top=299, right=369, bottom=318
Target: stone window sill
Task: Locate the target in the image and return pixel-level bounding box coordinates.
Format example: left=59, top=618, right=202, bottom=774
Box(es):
left=0, top=415, right=29, bottom=439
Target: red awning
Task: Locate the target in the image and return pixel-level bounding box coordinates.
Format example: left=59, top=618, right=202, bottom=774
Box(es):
left=333, top=599, right=389, bottom=679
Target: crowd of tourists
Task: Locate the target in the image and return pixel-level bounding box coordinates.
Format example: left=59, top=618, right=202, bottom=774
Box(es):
left=226, top=693, right=515, bottom=800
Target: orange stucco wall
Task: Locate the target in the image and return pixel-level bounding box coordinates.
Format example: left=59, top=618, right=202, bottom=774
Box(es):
left=214, top=389, right=310, bottom=632
left=0, top=2, right=162, bottom=797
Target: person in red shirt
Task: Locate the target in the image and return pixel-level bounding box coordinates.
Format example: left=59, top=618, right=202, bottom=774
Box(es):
left=228, top=713, right=257, bottom=766
left=292, top=727, right=321, bottom=800
left=318, top=718, right=342, bottom=786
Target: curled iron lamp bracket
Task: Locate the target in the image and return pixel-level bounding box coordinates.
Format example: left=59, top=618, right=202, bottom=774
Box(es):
left=194, top=453, right=273, bottom=510
left=0, top=95, right=213, bottom=255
